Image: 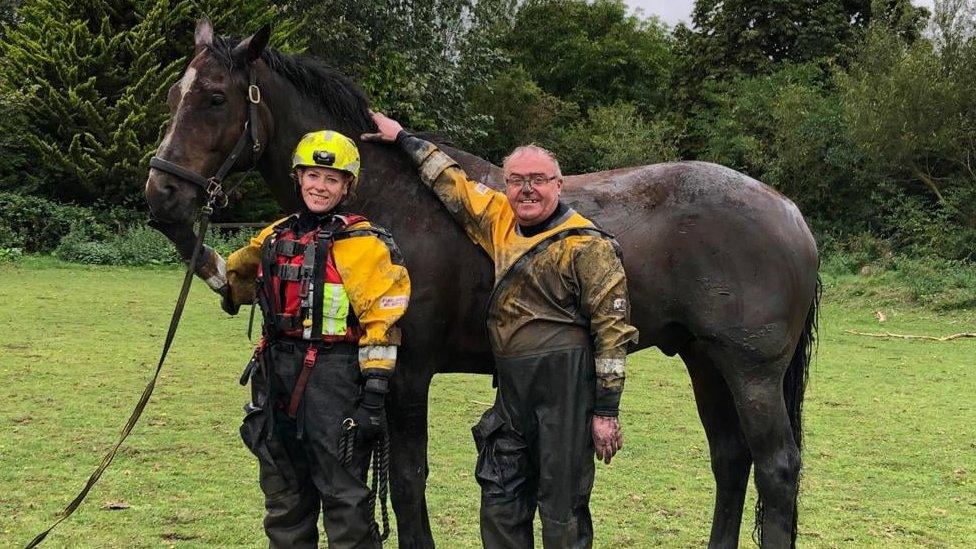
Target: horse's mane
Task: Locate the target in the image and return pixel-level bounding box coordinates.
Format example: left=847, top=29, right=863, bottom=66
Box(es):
left=208, top=36, right=375, bottom=133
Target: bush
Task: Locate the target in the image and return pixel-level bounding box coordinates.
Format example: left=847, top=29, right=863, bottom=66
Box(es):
left=819, top=232, right=894, bottom=276
left=893, top=256, right=976, bottom=310
left=0, top=247, right=23, bottom=263
left=113, top=224, right=181, bottom=266
left=54, top=222, right=253, bottom=267
left=206, top=227, right=254, bottom=258
left=54, top=226, right=123, bottom=265
left=0, top=192, right=102, bottom=252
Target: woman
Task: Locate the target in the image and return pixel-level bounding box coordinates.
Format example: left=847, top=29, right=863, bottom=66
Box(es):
left=220, top=130, right=410, bottom=548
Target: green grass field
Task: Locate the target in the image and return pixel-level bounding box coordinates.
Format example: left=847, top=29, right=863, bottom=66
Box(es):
left=1, top=257, right=973, bottom=547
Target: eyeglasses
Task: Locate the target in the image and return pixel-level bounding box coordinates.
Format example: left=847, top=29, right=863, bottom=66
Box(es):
left=505, top=174, right=558, bottom=188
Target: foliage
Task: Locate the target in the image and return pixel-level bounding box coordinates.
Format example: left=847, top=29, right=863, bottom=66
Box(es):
left=503, top=0, right=672, bottom=115
left=690, top=63, right=869, bottom=230
left=0, top=0, right=303, bottom=206
left=839, top=17, right=976, bottom=259
left=54, top=222, right=254, bottom=266
left=0, top=191, right=137, bottom=252
left=294, top=0, right=515, bottom=145
left=551, top=102, right=680, bottom=174
left=467, top=0, right=676, bottom=170
left=0, top=246, right=22, bottom=262
left=54, top=226, right=126, bottom=265
left=467, top=65, right=580, bottom=163
left=679, top=0, right=928, bottom=79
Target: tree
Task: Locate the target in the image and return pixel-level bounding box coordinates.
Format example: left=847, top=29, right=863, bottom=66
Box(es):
left=0, top=0, right=303, bottom=205
left=293, top=0, right=516, bottom=145
left=467, top=65, right=580, bottom=163
left=679, top=0, right=929, bottom=79
left=840, top=19, right=976, bottom=257
left=551, top=101, right=680, bottom=174
left=504, top=0, right=673, bottom=116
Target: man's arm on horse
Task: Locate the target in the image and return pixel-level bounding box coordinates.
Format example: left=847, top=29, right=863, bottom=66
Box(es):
left=363, top=112, right=509, bottom=256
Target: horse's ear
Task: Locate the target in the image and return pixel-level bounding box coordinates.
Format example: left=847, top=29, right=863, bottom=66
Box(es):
left=233, top=24, right=271, bottom=64
left=194, top=18, right=213, bottom=55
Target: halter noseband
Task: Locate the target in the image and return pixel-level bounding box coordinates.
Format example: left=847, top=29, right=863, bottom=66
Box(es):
left=149, top=71, right=264, bottom=210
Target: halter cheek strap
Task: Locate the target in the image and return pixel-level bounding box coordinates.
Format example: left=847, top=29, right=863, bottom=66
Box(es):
left=149, top=71, right=264, bottom=210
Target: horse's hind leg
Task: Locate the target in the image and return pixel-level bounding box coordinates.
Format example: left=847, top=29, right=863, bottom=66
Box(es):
left=716, top=350, right=800, bottom=549
left=387, top=369, right=435, bottom=548
left=681, top=341, right=752, bottom=548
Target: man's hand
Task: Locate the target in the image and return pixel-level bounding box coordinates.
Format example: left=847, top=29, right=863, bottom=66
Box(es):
left=361, top=111, right=403, bottom=143
left=592, top=415, right=623, bottom=464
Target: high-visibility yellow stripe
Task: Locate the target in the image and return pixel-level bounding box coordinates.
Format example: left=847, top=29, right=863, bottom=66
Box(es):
left=322, top=282, right=349, bottom=336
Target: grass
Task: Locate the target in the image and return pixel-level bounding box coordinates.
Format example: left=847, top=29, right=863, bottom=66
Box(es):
left=0, top=257, right=973, bottom=547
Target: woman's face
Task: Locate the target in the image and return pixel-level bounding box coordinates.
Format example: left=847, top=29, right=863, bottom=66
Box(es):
left=298, top=166, right=351, bottom=213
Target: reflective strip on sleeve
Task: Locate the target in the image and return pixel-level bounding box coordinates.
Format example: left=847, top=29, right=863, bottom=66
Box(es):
left=420, top=150, right=458, bottom=183
left=321, top=282, right=350, bottom=336
left=595, top=357, right=625, bottom=376
left=359, top=345, right=398, bottom=364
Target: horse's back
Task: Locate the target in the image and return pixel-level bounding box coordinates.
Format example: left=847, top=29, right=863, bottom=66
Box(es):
left=565, top=161, right=819, bottom=360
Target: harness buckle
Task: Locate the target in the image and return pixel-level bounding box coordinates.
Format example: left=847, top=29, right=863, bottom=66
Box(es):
left=303, top=346, right=318, bottom=368
left=206, top=177, right=222, bottom=196
left=248, top=84, right=261, bottom=104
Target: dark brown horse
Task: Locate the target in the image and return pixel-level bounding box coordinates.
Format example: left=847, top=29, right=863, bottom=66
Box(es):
left=145, top=22, right=819, bottom=548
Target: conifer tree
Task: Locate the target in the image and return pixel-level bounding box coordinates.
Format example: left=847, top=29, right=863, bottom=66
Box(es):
left=0, top=0, right=302, bottom=204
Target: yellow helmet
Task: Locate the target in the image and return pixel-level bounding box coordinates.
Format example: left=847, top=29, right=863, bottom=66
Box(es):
left=292, top=130, right=361, bottom=181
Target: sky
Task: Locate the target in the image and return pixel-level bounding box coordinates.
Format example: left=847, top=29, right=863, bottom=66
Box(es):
left=624, top=0, right=939, bottom=27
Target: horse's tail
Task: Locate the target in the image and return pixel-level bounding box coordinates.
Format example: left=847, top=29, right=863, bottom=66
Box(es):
left=754, top=275, right=820, bottom=547
left=786, top=274, right=820, bottom=460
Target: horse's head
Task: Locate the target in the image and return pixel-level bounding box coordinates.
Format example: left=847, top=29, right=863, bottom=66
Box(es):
left=146, top=19, right=272, bottom=229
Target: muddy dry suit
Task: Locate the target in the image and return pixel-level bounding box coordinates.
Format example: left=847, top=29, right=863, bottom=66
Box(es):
left=224, top=211, right=410, bottom=549
left=395, top=133, right=638, bottom=548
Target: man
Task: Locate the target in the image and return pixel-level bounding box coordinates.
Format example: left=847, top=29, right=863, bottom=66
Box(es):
left=363, top=113, right=638, bottom=548
left=218, top=130, right=410, bottom=548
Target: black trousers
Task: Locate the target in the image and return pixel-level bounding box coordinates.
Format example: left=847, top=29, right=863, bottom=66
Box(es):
left=472, top=346, right=596, bottom=549
left=240, top=340, right=380, bottom=549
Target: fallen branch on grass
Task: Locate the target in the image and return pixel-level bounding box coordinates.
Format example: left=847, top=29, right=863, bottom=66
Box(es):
left=846, top=329, right=976, bottom=342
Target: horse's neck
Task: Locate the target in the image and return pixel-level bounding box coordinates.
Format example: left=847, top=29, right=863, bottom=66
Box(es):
left=257, top=72, right=358, bottom=208
left=257, top=68, right=501, bottom=213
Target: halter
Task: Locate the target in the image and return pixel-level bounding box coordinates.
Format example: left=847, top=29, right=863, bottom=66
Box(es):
left=149, top=71, right=264, bottom=210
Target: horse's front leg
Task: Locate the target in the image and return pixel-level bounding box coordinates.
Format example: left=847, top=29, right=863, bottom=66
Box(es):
left=387, top=363, right=435, bottom=548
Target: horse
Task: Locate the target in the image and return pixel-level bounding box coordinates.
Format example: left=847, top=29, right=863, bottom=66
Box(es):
left=145, top=21, right=819, bottom=549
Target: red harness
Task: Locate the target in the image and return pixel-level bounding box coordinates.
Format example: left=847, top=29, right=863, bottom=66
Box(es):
left=256, top=214, right=366, bottom=343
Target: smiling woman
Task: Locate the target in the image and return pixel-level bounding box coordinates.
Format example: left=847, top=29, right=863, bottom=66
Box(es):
left=208, top=123, right=412, bottom=546
left=298, top=166, right=352, bottom=213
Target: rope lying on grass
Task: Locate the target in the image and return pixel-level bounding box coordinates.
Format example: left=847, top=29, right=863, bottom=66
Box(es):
left=846, top=330, right=976, bottom=342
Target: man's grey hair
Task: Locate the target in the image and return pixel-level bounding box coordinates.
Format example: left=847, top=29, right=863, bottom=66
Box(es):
left=502, top=144, right=562, bottom=177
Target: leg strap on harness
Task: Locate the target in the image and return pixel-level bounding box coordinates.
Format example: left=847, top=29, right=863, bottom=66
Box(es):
left=287, top=346, right=319, bottom=418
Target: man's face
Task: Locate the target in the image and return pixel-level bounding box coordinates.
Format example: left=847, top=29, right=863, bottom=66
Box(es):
left=504, top=151, right=563, bottom=226
left=299, top=166, right=350, bottom=213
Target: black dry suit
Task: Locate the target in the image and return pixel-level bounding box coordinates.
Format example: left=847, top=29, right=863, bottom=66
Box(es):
left=397, top=133, right=639, bottom=548
left=226, top=211, right=411, bottom=549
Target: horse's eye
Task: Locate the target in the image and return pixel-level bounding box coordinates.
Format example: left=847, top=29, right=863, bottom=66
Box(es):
left=211, top=93, right=226, bottom=106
